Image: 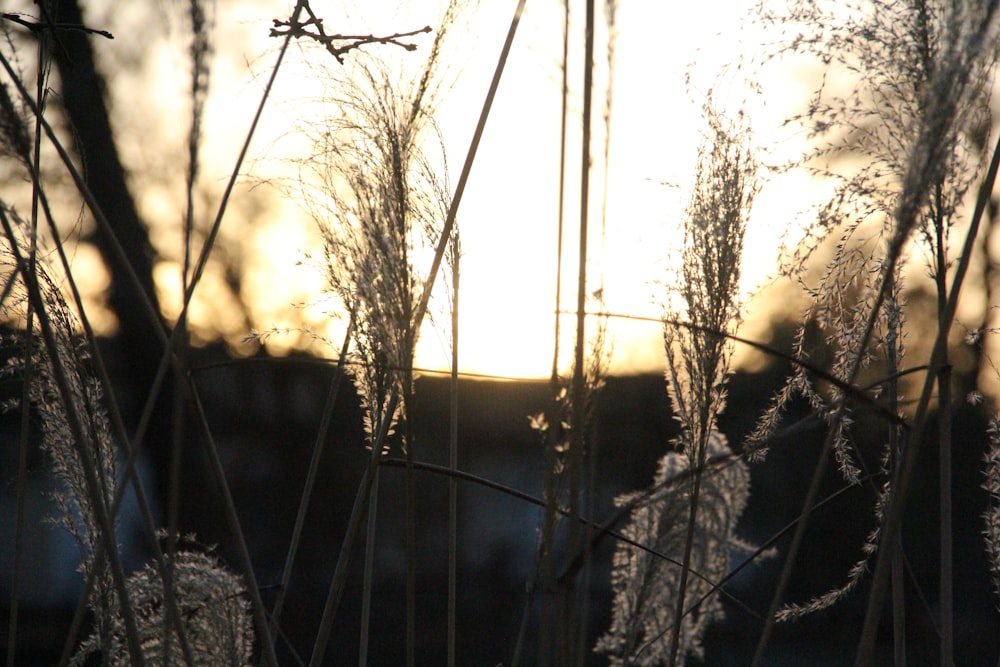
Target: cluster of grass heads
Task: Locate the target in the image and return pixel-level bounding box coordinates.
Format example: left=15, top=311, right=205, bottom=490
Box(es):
left=3, top=0, right=1000, bottom=665
left=746, top=2, right=1000, bottom=665
left=593, top=112, right=759, bottom=667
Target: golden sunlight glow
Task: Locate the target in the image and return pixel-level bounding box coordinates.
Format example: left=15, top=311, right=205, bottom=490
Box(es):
left=94, top=0, right=828, bottom=380
left=418, top=0, right=812, bottom=378
left=65, top=242, right=117, bottom=337
left=154, top=261, right=252, bottom=351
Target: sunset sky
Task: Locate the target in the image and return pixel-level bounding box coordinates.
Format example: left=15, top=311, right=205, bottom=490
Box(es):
left=73, top=0, right=836, bottom=379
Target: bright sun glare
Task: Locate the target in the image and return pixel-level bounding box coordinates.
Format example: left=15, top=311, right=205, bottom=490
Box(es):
left=96, top=0, right=820, bottom=380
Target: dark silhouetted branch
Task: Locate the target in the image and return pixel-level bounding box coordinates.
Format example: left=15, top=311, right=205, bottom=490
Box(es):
left=269, top=9, right=430, bottom=64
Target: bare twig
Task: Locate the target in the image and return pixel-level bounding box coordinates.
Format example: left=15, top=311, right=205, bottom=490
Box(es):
left=269, top=11, right=430, bottom=64
left=0, top=12, right=113, bottom=39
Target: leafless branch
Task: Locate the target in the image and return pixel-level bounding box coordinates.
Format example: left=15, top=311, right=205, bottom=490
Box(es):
left=269, top=11, right=431, bottom=64
left=0, top=12, right=113, bottom=40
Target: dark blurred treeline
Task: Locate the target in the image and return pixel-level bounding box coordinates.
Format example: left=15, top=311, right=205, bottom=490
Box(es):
left=2, top=338, right=999, bottom=664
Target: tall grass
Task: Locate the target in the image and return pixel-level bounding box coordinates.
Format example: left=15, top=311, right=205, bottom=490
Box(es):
left=3, top=0, right=1000, bottom=665
left=746, top=2, right=1000, bottom=664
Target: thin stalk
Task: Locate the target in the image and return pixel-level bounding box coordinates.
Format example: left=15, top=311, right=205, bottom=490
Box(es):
left=359, top=468, right=380, bottom=666
left=576, top=395, right=598, bottom=666
left=536, top=381, right=561, bottom=663
left=166, top=196, right=191, bottom=664
left=25, top=116, right=217, bottom=667
left=165, top=3, right=208, bottom=646
left=397, top=110, right=418, bottom=667
left=935, top=191, right=953, bottom=667
left=447, top=247, right=460, bottom=667
left=166, top=337, right=186, bottom=660
left=536, top=0, right=570, bottom=662
left=575, top=2, right=613, bottom=660
left=563, top=0, right=595, bottom=663
left=886, top=276, right=905, bottom=667
left=938, top=361, right=953, bottom=666
left=5, top=306, right=32, bottom=667
left=552, top=0, right=570, bottom=383
left=405, top=380, right=417, bottom=667
left=667, top=432, right=709, bottom=667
